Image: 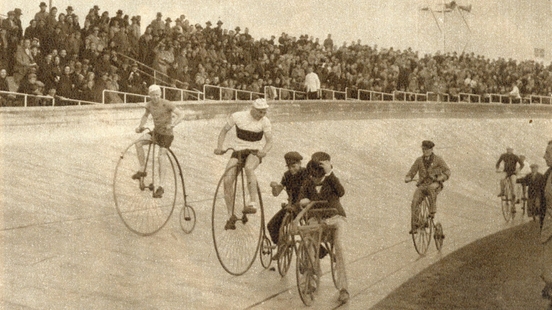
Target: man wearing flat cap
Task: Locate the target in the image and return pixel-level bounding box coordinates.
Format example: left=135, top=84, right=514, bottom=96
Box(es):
left=267, top=151, right=308, bottom=249
left=405, top=140, right=451, bottom=234
left=214, top=98, right=273, bottom=229
left=518, top=163, right=545, bottom=222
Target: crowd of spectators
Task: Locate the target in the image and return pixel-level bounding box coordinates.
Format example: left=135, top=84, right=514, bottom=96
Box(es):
left=1, top=2, right=552, bottom=106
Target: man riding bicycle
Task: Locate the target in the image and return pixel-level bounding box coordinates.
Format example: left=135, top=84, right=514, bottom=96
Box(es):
left=496, top=147, right=524, bottom=204
left=133, top=84, right=186, bottom=198
left=405, top=140, right=451, bottom=234
left=214, top=98, right=273, bottom=230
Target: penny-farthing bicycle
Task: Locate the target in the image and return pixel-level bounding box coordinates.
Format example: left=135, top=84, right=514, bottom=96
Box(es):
left=408, top=181, right=444, bottom=255
left=212, top=148, right=272, bottom=275
left=113, top=128, right=196, bottom=236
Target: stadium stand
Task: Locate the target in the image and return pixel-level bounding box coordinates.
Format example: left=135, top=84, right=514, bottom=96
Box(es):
left=1, top=3, right=552, bottom=106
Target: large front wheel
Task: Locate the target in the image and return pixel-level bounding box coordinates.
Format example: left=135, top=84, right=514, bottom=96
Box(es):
left=502, top=179, right=514, bottom=222
left=113, top=141, right=177, bottom=236
left=412, top=196, right=432, bottom=255
left=212, top=165, right=264, bottom=275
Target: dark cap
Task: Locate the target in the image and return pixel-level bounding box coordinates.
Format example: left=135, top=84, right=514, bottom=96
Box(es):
left=306, top=160, right=325, bottom=178
left=40, top=2, right=47, bottom=7
left=157, top=12, right=162, bottom=17
left=206, top=21, right=212, bottom=26
left=67, top=6, right=73, bottom=11
left=166, top=17, right=172, bottom=22
left=422, top=140, right=435, bottom=149
left=116, top=9, right=123, bottom=15
left=311, top=151, right=331, bottom=162
left=7, top=11, right=14, bottom=16
left=284, top=151, right=303, bottom=166
left=14, top=8, right=22, bottom=15
left=93, top=5, right=100, bottom=10
left=217, top=20, right=223, bottom=25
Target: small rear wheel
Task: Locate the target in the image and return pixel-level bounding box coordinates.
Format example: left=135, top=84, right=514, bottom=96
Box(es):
left=434, top=221, right=444, bottom=251
left=179, top=205, right=196, bottom=234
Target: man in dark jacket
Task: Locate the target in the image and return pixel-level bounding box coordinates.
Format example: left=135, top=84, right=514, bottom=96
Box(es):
left=517, top=164, right=545, bottom=221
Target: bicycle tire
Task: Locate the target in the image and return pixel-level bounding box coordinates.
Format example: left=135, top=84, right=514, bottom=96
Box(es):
left=212, top=164, right=263, bottom=276
left=412, top=196, right=432, bottom=255
left=434, top=221, right=444, bottom=251
left=277, top=212, right=295, bottom=277
left=502, top=178, right=514, bottom=222
left=259, top=233, right=273, bottom=269
left=179, top=204, right=196, bottom=234
left=296, top=238, right=319, bottom=306
left=327, top=234, right=339, bottom=289
left=113, top=140, right=177, bottom=236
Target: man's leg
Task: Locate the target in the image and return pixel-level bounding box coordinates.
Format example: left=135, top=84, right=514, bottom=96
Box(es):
left=267, top=208, right=287, bottom=245
left=243, top=154, right=260, bottom=214
left=223, top=158, right=239, bottom=215
left=132, top=136, right=150, bottom=179
left=153, top=146, right=168, bottom=197
left=410, top=187, right=425, bottom=232
left=427, top=182, right=441, bottom=215
left=326, top=216, right=349, bottom=302
left=499, top=177, right=505, bottom=196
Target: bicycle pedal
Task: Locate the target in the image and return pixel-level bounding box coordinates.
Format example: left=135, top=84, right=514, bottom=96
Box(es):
left=184, top=217, right=191, bottom=221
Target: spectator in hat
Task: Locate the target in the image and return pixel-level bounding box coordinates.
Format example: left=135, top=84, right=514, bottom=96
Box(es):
left=13, top=9, right=23, bottom=38
left=0, top=68, right=10, bottom=105
left=267, top=151, right=308, bottom=249
left=110, top=9, right=124, bottom=27
left=3, top=11, right=19, bottom=74
left=35, top=2, right=49, bottom=24
left=405, top=140, right=451, bottom=234
left=150, top=12, right=164, bottom=34
left=66, top=6, right=74, bottom=16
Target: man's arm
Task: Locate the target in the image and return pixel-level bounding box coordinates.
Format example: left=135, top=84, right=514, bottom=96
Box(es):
left=214, top=123, right=232, bottom=154
left=436, top=157, right=451, bottom=182
left=135, top=108, right=150, bottom=132
left=258, top=131, right=273, bottom=158
left=170, top=106, right=186, bottom=129
left=496, top=154, right=504, bottom=170
left=405, top=158, right=419, bottom=182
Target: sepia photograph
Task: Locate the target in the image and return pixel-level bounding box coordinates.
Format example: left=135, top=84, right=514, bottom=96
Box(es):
left=1, top=0, right=552, bottom=309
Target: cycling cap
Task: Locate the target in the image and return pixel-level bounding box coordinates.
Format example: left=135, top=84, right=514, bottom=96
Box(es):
left=284, top=151, right=303, bottom=166
left=311, top=151, right=331, bottom=162
left=422, top=140, right=435, bottom=149
left=252, top=98, right=269, bottom=109
left=148, top=84, right=161, bottom=94
left=306, top=160, right=325, bottom=178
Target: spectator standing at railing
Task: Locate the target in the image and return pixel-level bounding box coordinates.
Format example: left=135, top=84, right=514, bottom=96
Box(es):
left=0, top=28, right=8, bottom=72
left=56, top=65, right=76, bottom=99
left=304, top=66, right=320, bottom=99
left=509, top=80, right=521, bottom=100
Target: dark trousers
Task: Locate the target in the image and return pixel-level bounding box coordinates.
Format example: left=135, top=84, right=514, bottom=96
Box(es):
left=267, top=207, right=287, bottom=245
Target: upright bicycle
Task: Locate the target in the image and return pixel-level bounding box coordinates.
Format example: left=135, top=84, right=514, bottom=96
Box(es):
left=113, top=128, right=196, bottom=236
left=212, top=148, right=272, bottom=275
left=408, top=181, right=445, bottom=255
left=499, top=173, right=516, bottom=222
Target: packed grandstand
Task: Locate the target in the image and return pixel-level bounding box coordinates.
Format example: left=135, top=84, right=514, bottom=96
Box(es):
left=1, top=2, right=552, bottom=106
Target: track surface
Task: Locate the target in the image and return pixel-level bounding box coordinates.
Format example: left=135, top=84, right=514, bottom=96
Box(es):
left=0, top=112, right=549, bottom=309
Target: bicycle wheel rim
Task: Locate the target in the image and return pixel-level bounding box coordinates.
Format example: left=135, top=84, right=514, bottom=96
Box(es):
left=296, top=240, right=317, bottom=306
left=179, top=205, right=196, bottom=234
left=277, top=213, right=294, bottom=276
left=212, top=165, right=263, bottom=275
left=413, top=197, right=432, bottom=255
left=259, top=234, right=273, bottom=269
left=113, top=141, right=177, bottom=236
